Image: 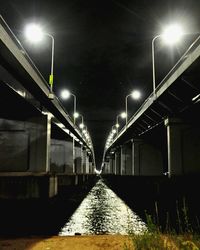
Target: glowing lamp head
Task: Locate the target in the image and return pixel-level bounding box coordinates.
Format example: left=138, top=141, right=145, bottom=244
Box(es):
left=162, top=24, right=183, bottom=45
left=25, top=23, right=43, bottom=43
left=112, top=129, right=117, bottom=134
left=120, top=112, right=127, bottom=119
left=116, top=123, right=120, bottom=128
left=131, top=90, right=141, bottom=100
left=73, top=112, right=79, bottom=118
left=60, top=89, right=70, bottom=99
left=79, top=123, right=84, bottom=129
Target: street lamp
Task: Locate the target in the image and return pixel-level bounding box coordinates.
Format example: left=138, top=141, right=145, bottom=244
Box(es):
left=152, top=24, right=184, bottom=94
left=125, top=90, right=141, bottom=126
left=60, top=89, right=77, bottom=124
left=59, top=88, right=77, bottom=174
left=25, top=23, right=55, bottom=93
left=112, top=126, right=117, bottom=135
left=79, top=123, right=85, bottom=129
left=116, top=112, right=126, bottom=135
left=78, top=114, right=85, bottom=130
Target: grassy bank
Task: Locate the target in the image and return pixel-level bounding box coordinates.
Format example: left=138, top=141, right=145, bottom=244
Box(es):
left=125, top=211, right=200, bottom=250
left=125, top=233, right=200, bottom=250
left=0, top=234, right=199, bottom=250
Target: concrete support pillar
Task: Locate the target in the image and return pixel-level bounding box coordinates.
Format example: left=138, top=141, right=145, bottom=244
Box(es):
left=89, top=161, right=93, bottom=173
left=75, top=143, right=82, bottom=174
left=26, top=114, right=51, bottom=172
left=132, top=139, right=142, bottom=175
left=120, top=146, right=126, bottom=175
left=165, top=118, right=183, bottom=177
left=109, top=156, right=115, bottom=174
left=104, top=162, right=110, bottom=174
left=118, top=143, right=133, bottom=175
left=124, top=142, right=133, bottom=175
left=72, top=138, right=75, bottom=173
left=82, top=149, right=87, bottom=174
left=115, top=149, right=121, bottom=175
left=81, top=145, right=84, bottom=173
left=114, top=153, right=117, bottom=175
left=85, top=153, right=90, bottom=173
left=164, top=117, right=200, bottom=177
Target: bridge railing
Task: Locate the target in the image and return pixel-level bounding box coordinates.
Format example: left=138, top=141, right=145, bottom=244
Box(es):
left=106, top=34, right=200, bottom=154
left=0, top=15, right=50, bottom=90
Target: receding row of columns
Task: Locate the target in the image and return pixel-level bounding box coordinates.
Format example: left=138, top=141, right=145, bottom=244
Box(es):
left=0, top=115, right=92, bottom=174
left=104, top=117, right=200, bottom=177
left=0, top=115, right=93, bottom=198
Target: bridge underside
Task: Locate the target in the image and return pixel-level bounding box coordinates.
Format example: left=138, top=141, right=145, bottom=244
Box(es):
left=0, top=19, right=95, bottom=199
left=104, top=41, right=200, bottom=177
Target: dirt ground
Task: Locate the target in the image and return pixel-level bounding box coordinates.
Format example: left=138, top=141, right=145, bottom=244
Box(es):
left=0, top=235, right=133, bottom=250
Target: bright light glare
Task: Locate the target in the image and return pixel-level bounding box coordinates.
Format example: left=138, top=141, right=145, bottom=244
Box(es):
left=60, top=89, right=70, bottom=99
left=120, top=112, right=127, bottom=119
left=94, top=169, right=101, bottom=175
left=162, top=24, right=183, bottom=45
left=131, top=90, right=141, bottom=100
left=79, top=123, right=84, bottom=129
left=112, top=129, right=117, bottom=134
left=74, top=112, right=79, bottom=118
left=25, top=23, right=43, bottom=43
left=116, top=123, right=120, bottom=128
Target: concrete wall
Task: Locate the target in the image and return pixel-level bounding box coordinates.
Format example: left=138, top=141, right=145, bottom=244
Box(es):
left=0, top=175, right=57, bottom=198
left=138, top=142, right=163, bottom=175
left=0, top=116, right=51, bottom=172
left=50, top=139, right=73, bottom=173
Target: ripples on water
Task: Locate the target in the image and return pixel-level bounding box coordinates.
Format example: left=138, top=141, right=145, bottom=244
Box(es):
left=59, top=179, right=147, bottom=236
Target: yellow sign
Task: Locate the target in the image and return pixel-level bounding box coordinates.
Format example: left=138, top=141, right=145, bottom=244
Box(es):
left=49, top=74, right=53, bottom=86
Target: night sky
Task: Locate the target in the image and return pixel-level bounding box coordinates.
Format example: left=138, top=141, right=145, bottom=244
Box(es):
left=1, top=0, right=200, bottom=167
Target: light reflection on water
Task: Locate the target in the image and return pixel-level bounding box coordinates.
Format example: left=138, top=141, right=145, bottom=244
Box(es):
left=59, top=179, right=147, bottom=236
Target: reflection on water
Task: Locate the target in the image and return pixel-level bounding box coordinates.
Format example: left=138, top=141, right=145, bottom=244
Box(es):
left=59, top=179, right=147, bottom=235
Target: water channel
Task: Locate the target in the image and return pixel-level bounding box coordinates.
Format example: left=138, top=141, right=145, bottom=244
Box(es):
left=59, top=179, right=147, bottom=236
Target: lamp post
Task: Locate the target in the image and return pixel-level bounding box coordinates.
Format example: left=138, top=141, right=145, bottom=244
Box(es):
left=71, top=93, right=77, bottom=124
left=116, top=112, right=126, bottom=135
left=125, top=90, right=141, bottom=126
left=24, top=23, right=55, bottom=92
left=152, top=24, right=183, bottom=94
left=60, top=89, right=77, bottom=174
left=60, top=89, right=77, bottom=124
left=152, top=35, right=160, bottom=94
left=112, top=125, right=117, bottom=136
left=47, top=34, right=54, bottom=93
left=78, top=114, right=84, bottom=130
